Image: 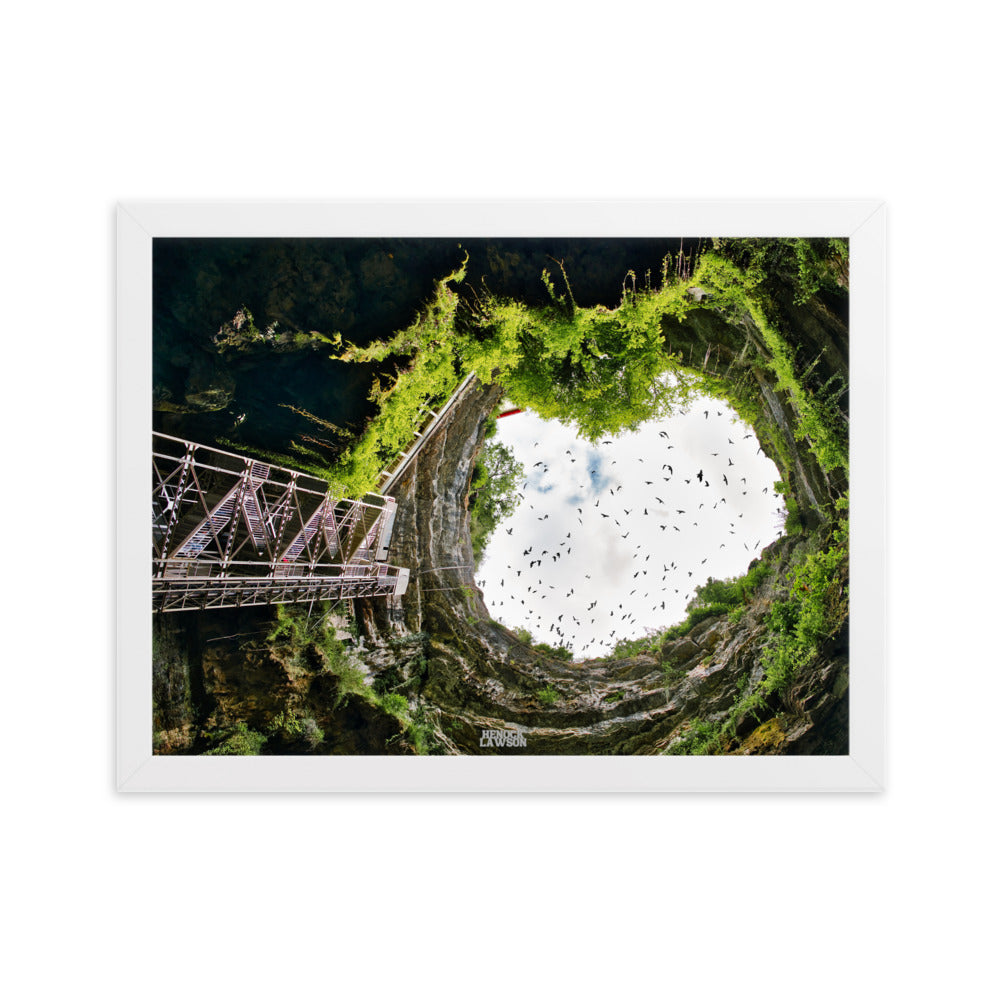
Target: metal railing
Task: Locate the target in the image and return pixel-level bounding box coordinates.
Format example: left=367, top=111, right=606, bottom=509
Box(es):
left=152, top=432, right=409, bottom=612
left=376, top=371, right=478, bottom=493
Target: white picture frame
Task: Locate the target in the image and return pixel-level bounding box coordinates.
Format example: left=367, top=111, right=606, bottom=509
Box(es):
left=118, top=199, right=885, bottom=792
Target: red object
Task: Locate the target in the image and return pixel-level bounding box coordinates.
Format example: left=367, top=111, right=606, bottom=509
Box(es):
left=497, top=408, right=523, bottom=419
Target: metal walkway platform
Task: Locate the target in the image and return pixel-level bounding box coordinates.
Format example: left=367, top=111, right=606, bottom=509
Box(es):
left=152, top=433, right=409, bottom=612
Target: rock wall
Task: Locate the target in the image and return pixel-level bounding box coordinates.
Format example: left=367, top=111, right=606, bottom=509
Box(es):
left=151, top=252, right=850, bottom=757
left=354, top=291, right=849, bottom=755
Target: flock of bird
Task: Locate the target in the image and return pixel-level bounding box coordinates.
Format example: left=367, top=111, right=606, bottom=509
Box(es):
left=476, top=405, right=786, bottom=660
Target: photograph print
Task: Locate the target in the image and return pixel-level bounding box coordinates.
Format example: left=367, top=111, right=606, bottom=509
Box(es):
left=151, top=233, right=850, bottom=758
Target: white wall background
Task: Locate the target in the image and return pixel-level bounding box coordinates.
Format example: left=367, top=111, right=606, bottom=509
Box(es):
left=3, top=3, right=994, bottom=997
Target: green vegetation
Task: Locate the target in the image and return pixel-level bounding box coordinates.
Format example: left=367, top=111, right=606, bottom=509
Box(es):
left=315, top=260, right=467, bottom=495
left=695, top=248, right=848, bottom=472
left=508, top=625, right=573, bottom=661
left=197, top=604, right=444, bottom=755
left=308, top=238, right=848, bottom=508
left=661, top=658, right=686, bottom=686
left=610, top=631, right=661, bottom=659
left=468, top=436, right=525, bottom=564
left=664, top=718, right=724, bottom=756
left=468, top=263, right=704, bottom=441
left=651, top=557, right=776, bottom=648
left=537, top=686, right=561, bottom=705
left=203, top=722, right=268, bottom=756
left=664, top=498, right=849, bottom=755
left=774, top=480, right=802, bottom=533
left=168, top=238, right=851, bottom=759
left=215, top=241, right=849, bottom=756
left=758, top=515, right=849, bottom=702
left=605, top=538, right=783, bottom=672
left=213, top=306, right=281, bottom=351
left=711, top=237, right=849, bottom=306
left=266, top=711, right=325, bottom=750
left=267, top=602, right=368, bottom=704
left=533, top=642, right=573, bottom=661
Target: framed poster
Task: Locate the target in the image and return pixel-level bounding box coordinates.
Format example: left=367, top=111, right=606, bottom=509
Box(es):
left=118, top=200, right=884, bottom=791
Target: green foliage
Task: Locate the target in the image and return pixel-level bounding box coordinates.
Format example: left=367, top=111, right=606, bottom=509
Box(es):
left=710, top=237, right=847, bottom=304
left=268, top=236, right=847, bottom=510
left=537, top=686, right=561, bottom=705
left=320, top=266, right=467, bottom=496
left=774, top=479, right=803, bottom=533
left=759, top=522, right=848, bottom=700
left=330, top=252, right=707, bottom=471
left=379, top=693, right=410, bottom=719
left=321, top=237, right=847, bottom=518
left=662, top=502, right=849, bottom=753
left=664, top=717, right=724, bottom=755
left=469, top=439, right=526, bottom=564
left=722, top=686, right=768, bottom=740
left=266, top=604, right=368, bottom=706
left=652, top=558, right=776, bottom=651
left=466, top=276, right=702, bottom=442
left=696, top=559, right=774, bottom=609
left=693, top=248, right=848, bottom=472
left=266, top=601, right=315, bottom=647
left=510, top=627, right=573, bottom=663
left=266, top=711, right=325, bottom=750
left=200, top=605, right=452, bottom=757
left=611, top=633, right=658, bottom=658
left=659, top=602, right=736, bottom=644
left=202, top=722, right=268, bottom=756
left=661, top=658, right=686, bottom=686
left=791, top=238, right=849, bottom=304
left=533, top=642, right=572, bottom=661
left=405, top=703, right=446, bottom=755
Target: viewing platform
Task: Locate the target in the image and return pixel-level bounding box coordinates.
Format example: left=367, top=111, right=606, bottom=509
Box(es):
left=152, top=433, right=409, bottom=612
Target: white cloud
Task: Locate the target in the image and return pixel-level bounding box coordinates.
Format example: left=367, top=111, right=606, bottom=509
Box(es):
left=476, top=392, right=785, bottom=659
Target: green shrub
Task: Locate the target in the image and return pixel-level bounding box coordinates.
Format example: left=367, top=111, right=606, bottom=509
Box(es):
left=661, top=658, right=686, bottom=685
left=538, top=686, right=561, bottom=705
left=659, top=603, right=733, bottom=642
left=759, top=522, right=848, bottom=700
left=246, top=239, right=848, bottom=495
left=533, top=642, right=572, bottom=661
left=266, top=713, right=326, bottom=750
left=379, top=693, right=410, bottom=719
left=610, top=633, right=661, bottom=658
left=203, top=722, right=267, bottom=756
left=469, top=440, right=525, bottom=564
left=664, top=718, right=723, bottom=755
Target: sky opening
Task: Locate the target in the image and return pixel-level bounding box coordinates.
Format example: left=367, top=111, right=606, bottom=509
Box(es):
left=475, top=391, right=785, bottom=660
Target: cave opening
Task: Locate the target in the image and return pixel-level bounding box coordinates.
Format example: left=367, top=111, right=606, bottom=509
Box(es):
left=473, top=388, right=786, bottom=661
left=149, top=235, right=851, bottom=757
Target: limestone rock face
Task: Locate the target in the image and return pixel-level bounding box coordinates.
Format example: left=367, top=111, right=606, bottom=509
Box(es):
left=152, top=611, right=409, bottom=755
left=152, top=243, right=850, bottom=757
left=351, top=288, right=849, bottom=756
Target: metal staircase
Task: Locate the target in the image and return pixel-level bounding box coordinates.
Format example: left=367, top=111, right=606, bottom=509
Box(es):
left=152, top=433, right=409, bottom=612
